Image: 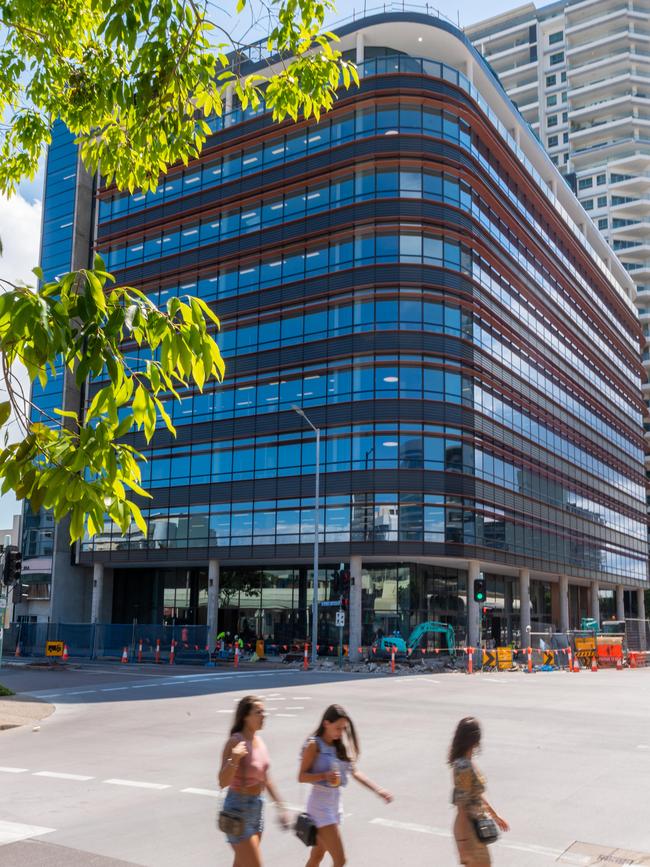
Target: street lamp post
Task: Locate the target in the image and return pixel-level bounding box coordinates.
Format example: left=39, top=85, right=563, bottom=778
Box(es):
left=292, top=406, right=320, bottom=667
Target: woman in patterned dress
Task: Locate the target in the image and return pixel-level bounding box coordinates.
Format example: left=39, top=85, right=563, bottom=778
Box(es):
left=449, top=717, right=509, bottom=866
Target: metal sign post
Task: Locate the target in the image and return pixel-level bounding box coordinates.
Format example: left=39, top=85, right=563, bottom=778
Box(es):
left=0, top=586, right=6, bottom=671
left=336, top=608, right=345, bottom=669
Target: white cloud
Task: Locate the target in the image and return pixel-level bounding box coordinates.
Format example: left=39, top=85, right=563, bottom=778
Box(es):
left=0, top=192, right=43, bottom=527
left=0, top=192, right=42, bottom=287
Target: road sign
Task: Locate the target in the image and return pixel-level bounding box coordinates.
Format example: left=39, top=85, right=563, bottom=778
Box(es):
left=482, top=650, right=496, bottom=668
left=46, top=641, right=64, bottom=657
left=542, top=650, right=556, bottom=666
left=321, top=601, right=341, bottom=607
left=497, top=647, right=514, bottom=669
left=335, top=610, right=345, bottom=628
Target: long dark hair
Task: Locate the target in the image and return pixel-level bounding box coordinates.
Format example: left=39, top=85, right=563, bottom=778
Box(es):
left=448, top=716, right=481, bottom=764
left=231, top=695, right=262, bottom=735
left=314, top=704, right=359, bottom=762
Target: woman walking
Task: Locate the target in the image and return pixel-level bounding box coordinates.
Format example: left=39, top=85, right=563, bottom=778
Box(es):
left=449, top=717, right=509, bottom=866
left=219, top=695, right=289, bottom=867
left=298, top=704, right=392, bottom=867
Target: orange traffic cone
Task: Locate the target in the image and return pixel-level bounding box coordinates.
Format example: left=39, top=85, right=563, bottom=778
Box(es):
left=591, top=656, right=598, bottom=673
left=616, top=656, right=623, bottom=671
left=14, top=641, right=20, bottom=658
left=573, top=656, right=580, bottom=673
left=121, top=646, right=128, bottom=664
left=62, top=643, right=69, bottom=662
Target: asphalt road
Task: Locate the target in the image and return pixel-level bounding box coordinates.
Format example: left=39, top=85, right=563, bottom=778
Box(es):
left=1, top=662, right=650, bottom=866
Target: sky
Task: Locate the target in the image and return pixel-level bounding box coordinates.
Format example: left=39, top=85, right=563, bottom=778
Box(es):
left=0, top=0, right=532, bottom=531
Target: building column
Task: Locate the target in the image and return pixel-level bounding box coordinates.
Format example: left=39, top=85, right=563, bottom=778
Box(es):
left=91, top=562, right=104, bottom=624
left=637, top=588, right=647, bottom=651
left=616, top=584, right=625, bottom=622
left=559, top=575, right=569, bottom=634
left=348, top=556, right=362, bottom=662
left=590, top=581, right=600, bottom=626
left=519, top=568, right=531, bottom=648
left=207, top=559, right=220, bottom=644
left=467, top=561, right=480, bottom=649
left=355, top=31, right=364, bottom=64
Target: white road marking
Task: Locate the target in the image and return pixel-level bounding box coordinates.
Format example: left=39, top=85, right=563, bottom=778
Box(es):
left=292, top=696, right=312, bottom=700
left=33, top=771, right=94, bottom=781
left=130, top=683, right=160, bottom=689
left=0, top=820, right=55, bottom=846
left=217, top=710, right=232, bottom=714
left=181, top=788, right=221, bottom=798
left=370, top=818, right=562, bottom=859
left=67, top=690, right=97, bottom=696
left=100, top=687, right=129, bottom=692
left=266, top=697, right=285, bottom=701
left=286, top=706, right=305, bottom=710
left=637, top=744, right=650, bottom=750
left=104, top=778, right=171, bottom=790
left=275, top=713, right=296, bottom=718
left=0, top=767, right=29, bottom=774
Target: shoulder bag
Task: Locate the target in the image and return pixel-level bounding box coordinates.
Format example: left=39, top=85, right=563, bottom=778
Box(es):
left=295, top=737, right=319, bottom=847
left=472, top=815, right=499, bottom=845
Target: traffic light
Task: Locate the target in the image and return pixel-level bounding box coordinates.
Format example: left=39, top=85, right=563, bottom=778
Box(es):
left=473, top=578, right=486, bottom=603
left=2, top=545, right=22, bottom=587
left=341, top=570, right=351, bottom=599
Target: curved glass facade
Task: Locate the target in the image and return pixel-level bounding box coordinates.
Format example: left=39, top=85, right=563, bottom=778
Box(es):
left=81, top=19, right=647, bottom=642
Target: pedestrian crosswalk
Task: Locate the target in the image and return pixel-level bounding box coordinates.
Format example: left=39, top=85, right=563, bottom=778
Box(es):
left=0, top=820, right=54, bottom=847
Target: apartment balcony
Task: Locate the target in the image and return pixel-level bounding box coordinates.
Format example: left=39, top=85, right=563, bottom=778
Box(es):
left=484, top=40, right=532, bottom=67
left=566, top=31, right=642, bottom=68
left=612, top=240, right=650, bottom=262
left=569, top=95, right=649, bottom=124
left=609, top=174, right=650, bottom=195
left=568, top=50, right=650, bottom=88
left=566, top=0, right=646, bottom=25
left=611, top=218, right=650, bottom=241
left=611, top=197, right=650, bottom=219
left=566, top=9, right=649, bottom=48
left=609, top=151, right=650, bottom=175
left=570, top=116, right=649, bottom=151
left=508, top=77, right=539, bottom=101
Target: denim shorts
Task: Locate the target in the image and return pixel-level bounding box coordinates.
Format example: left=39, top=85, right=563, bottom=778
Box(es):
left=223, top=789, right=265, bottom=845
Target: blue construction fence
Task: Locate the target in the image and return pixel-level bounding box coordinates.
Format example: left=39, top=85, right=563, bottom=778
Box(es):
left=0, top=623, right=325, bottom=663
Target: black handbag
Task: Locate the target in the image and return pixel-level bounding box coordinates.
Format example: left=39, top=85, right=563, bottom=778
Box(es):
left=472, top=815, right=499, bottom=845
left=295, top=812, right=317, bottom=846
left=217, top=809, right=245, bottom=837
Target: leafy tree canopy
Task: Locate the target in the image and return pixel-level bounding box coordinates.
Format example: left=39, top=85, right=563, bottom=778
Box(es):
left=0, top=0, right=357, bottom=541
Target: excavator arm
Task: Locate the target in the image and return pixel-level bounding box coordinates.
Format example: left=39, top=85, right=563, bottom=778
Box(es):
left=407, top=621, right=456, bottom=657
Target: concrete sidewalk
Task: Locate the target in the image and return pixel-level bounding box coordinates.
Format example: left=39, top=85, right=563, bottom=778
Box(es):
left=0, top=694, right=54, bottom=730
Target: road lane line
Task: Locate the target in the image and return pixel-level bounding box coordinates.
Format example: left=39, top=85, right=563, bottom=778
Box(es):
left=286, top=706, right=305, bottom=710
left=100, top=687, right=129, bottom=692
left=0, top=820, right=55, bottom=846
left=181, top=788, right=221, bottom=798
left=0, top=767, right=29, bottom=774
left=130, top=683, right=160, bottom=689
left=104, top=778, right=171, bottom=790
left=67, top=690, right=97, bottom=695
left=275, top=713, right=296, bottom=718
left=34, top=771, right=94, bottom=781
left=370, top=818, right=562, bottom=859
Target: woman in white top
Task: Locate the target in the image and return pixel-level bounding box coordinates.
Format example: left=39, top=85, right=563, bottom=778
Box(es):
left=298, top=704, right=392, bottom=867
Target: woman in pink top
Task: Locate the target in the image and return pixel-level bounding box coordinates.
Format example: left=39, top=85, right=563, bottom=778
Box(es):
left=219, top=695, right=290, bottom=866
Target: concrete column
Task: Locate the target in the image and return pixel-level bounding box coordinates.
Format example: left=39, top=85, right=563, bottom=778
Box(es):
left=465, top=59, right=474, bottom=85
left=207, top=559, right=220, bottom=644
left=590, top=581, right=600, bottom=626
left=637, top=588, right=647, bottom=651
left=519, top=568, right=531, bottom=648
left=616, top=584, right=625, bottom=622
left=348, top=556, right=362, bottom=662
left=559, top=575, right=569, bottom=633
left=91, top=562, right=104, bottom=624
left=467, top=561, right=480, bottom=649
left=355, top=31, right=364, bottom=64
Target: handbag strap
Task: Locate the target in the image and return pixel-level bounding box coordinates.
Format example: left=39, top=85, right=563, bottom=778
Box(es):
left=232, top=733, right=251, bottom=789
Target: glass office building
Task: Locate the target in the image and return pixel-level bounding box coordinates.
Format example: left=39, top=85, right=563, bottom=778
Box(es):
left=65, top=12, right=648, bottom=651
